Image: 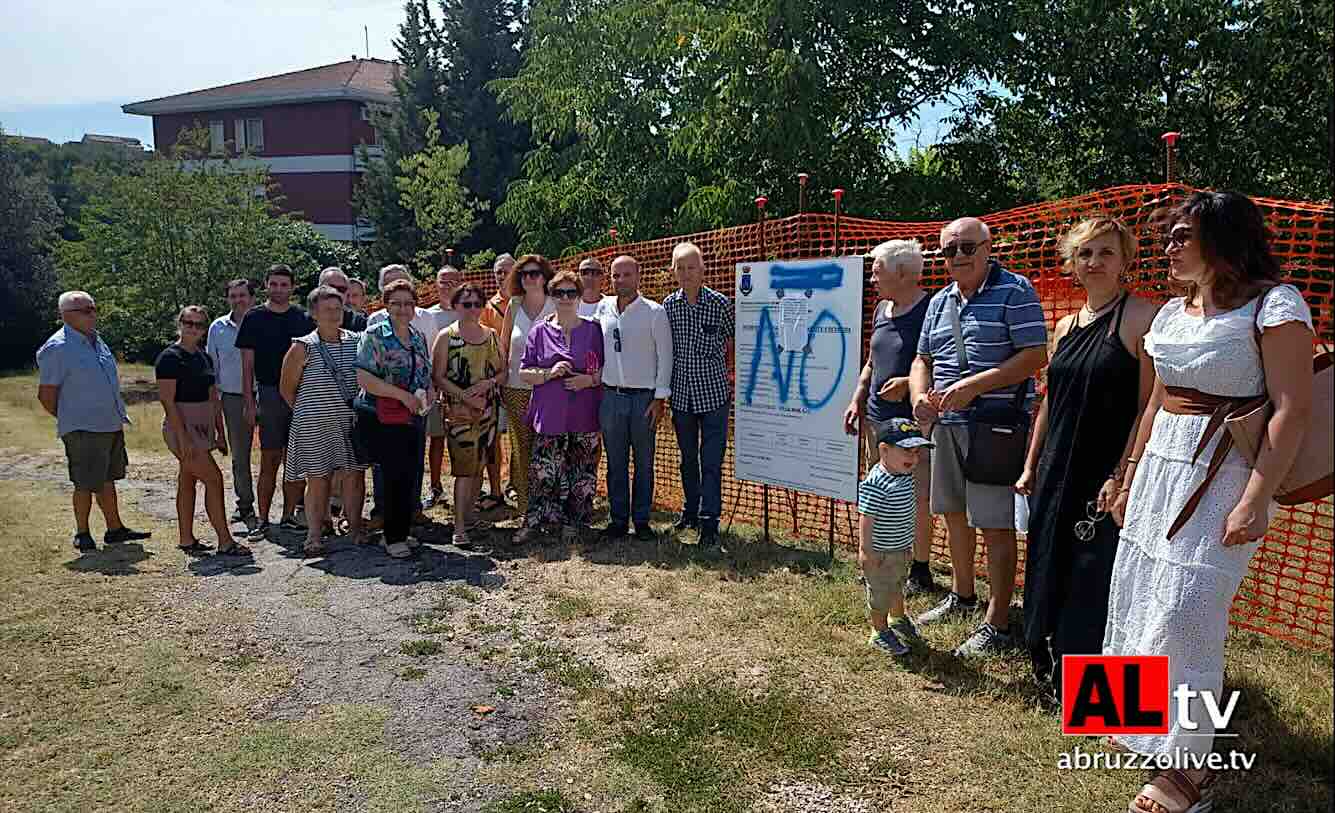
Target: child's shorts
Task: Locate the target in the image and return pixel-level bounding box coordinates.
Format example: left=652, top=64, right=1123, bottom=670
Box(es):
left=862, top=548, right=911, bottom=613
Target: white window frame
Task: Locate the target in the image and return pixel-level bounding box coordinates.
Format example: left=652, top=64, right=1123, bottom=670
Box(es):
left=208, top=120, right=225, bottom=155
left=244, top=118, right=264, bottom=152
left=233, top=118, right=247, bottom=153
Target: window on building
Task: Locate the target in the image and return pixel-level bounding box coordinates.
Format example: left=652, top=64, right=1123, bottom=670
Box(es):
left=234, top=119, right=247, bottom=152
left=209, top=120, right=225, bottom=155
left=244, top=118, right=264, bottom=152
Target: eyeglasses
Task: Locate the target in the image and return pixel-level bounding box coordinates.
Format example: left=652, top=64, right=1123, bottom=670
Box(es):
left=579, top=268, right=601, bottom=276
left=612, top=327, right=622, bottom=352
left=329, top=284, right=348, bottom=293
left=64, top=306, right=97, bottom=315
left=551, top=288, right=580, bottom=300
left=1165, top=229, right=1193, bottom=249
left=941, top=240, right=987, bottom=259
left=521, top=267, right=544, bottom=279
left=1074, top=500, right=1107, bottom=542
left=180, top=320, right=207, bottom=329
left=457, top=301, right=482, bottom=310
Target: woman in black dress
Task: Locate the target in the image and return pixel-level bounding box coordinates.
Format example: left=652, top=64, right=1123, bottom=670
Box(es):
left=1015, top=218, right=1159, bottom=694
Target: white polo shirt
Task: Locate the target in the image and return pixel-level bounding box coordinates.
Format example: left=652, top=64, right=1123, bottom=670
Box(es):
left=593, top=294, right=673, bottom=398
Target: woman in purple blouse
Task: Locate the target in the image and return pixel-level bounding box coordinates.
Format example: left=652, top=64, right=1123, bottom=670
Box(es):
left=516, top=269, right=605, bottom=544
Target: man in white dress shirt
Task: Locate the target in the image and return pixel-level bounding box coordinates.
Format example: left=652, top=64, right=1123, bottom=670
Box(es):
left=594, top=255, right=673, bottom=540
left=208, top=278, right=257, bottom=527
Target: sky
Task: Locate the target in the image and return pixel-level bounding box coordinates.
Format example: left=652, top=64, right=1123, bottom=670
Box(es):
left=0, top=0, right=404, bottom=147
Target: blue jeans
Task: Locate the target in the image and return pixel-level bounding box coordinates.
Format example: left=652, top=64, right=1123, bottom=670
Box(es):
left=671, top=401, right=729, bottom=530
left=373, top=416, right=426, bottom=516
left=599, top=389, right=657, bottom=526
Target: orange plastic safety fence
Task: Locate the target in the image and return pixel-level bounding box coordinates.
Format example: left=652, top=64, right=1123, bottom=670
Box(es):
left=430, top=183, right=1332, bottom=649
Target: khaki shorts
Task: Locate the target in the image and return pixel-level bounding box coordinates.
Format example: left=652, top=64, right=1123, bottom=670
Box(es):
left=426, top=402, right=446, bottom=438
left=862, top=548, right=911, bottom=613
left=930, top=423, right=1016, bottom=530
left=62, top=430, right=128, bottom=492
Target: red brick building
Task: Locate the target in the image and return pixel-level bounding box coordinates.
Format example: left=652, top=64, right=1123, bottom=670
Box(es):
left=123, top=58, right=398, bottom=242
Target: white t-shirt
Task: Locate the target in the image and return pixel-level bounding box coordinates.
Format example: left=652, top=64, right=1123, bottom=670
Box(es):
left=577, top=297, right=607, bottom=319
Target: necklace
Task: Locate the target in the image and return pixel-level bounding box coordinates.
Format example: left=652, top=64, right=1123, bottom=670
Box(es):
left=1080, top=292, right=1121, bottom=321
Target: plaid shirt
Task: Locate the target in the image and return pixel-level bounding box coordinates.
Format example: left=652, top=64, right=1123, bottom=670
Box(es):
left=663, top=285, right=735, bottom=414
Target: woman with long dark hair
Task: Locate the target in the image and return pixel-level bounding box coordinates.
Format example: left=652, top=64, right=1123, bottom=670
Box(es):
left=1016, top=218, right=1159, bottom=696
left=1106, top=192, right=1314, bottom=813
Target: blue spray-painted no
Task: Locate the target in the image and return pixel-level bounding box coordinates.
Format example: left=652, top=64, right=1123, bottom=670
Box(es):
left=743, top=306, right=846, bottom=410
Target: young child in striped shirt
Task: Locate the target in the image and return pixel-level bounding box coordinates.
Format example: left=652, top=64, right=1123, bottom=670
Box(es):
left=857, top=418, right=934, bottom=656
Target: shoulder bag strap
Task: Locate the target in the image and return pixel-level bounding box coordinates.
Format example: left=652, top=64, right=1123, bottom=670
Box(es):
left=314, top=338, right=358, bottom=404
left=946, top=295, right=970, bottom=375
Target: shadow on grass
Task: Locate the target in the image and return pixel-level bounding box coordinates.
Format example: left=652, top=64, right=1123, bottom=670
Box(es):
left=62, top=543, right=154, bottom=576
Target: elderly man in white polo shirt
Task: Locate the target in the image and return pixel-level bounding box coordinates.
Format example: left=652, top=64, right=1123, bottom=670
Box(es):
left=593, top=255, right=673, bottom=540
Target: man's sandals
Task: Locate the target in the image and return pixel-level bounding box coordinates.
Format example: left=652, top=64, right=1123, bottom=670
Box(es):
left=1130, top=768, right=1215, bottom=813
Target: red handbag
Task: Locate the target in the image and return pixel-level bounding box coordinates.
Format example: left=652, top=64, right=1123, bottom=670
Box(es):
left=376, top=396, right=414, bottom=426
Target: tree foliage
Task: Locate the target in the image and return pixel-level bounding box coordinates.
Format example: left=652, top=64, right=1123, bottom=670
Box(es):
left=395, top=110, right=484, bottom=272
left=495, top=0, right=1001, bottom=255
left=940, top=0, right=1334, bottom=202
left=0, top=130, right=62, bottom=369
left=56, top=131, right=354, bottom=359
left=356, top=0, right=528, bottom=268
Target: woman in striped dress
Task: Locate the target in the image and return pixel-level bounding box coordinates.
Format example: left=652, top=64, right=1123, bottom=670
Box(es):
left=279, top=285, right=369, bottom=556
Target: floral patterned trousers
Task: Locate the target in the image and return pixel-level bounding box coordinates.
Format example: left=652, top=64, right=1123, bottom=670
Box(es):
left=526, top=431, right=600, bottom=530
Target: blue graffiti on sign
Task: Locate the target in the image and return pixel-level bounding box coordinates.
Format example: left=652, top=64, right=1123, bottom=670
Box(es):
left=742, top=306, right=847, bottom=410
left=769, top=262, right=843, bottom=291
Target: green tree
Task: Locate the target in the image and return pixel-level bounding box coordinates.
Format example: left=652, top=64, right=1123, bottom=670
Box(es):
left=436, top=0, right=529, bottom=252
left=0, top=130, right=62, bottom=369
left=355, top=0, right=451, bottom=269
left=945, top=0, right=1334, bottom=201
left=395, top=110, right=483, bottom=272
left=56, top=132, right=330, bottom=359
left=495, top=0, right=1001, bottom=255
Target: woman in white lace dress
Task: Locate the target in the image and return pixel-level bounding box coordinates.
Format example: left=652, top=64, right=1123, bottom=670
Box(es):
left=1105, top=192, right=1315, bottom=813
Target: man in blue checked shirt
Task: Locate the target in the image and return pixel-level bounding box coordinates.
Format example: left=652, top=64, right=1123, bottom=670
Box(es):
left=909, top=217, right=1048, bottom=657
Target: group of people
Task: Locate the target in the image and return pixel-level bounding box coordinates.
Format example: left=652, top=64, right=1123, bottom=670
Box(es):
left=843, top=192, right=1315, bottom=813
left=36, top=189, right=1317, bottom=813
left=38, top=243, right=731, bottom=562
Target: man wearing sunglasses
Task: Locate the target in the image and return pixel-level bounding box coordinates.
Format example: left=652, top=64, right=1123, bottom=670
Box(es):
left=577, top=258, right=607, bottom=318
left=319, top=267, right=368, bottom=332
left=36, top=291, right=152, bottom=551
left=592, top=255, right=673, bottom=541
left=909, top=217, right=1048, bottom=657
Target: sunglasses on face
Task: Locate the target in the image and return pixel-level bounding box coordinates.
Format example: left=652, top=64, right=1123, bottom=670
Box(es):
left=551, top=288, right=580, bottom=300
left=579, top=268, right=601, bottom=276
left=457, top=301, right=482, bottom=310
left=1165, top=229, right=1193, bottom=249
left=329, top=284, right=348, bottom=293
left=180, top=320, right=207, bottom=329
left=613, top=326, right=622, bottom=352
left=941, top=240, right=986, bottom=259
left=521, top=267, right=544, bottom=279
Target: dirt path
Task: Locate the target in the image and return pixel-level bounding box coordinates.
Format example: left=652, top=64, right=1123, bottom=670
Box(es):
left=0, top=450, right=603, bottom=811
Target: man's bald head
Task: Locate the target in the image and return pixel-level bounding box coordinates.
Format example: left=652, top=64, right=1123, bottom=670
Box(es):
left=940, top=217, right=991, bottom=245
left=610, top=254, right=641, bottom=300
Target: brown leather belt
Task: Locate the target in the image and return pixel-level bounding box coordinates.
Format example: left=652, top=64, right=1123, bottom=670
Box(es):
left=1158, top=386, right=1265, bottom=539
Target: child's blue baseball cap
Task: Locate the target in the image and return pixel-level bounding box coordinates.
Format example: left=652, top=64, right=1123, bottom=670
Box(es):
left=877, top=417, right=934, bottom=449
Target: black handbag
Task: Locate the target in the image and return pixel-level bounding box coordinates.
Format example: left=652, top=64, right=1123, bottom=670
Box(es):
left=945, top=295, right=1033, bottom=486
left=314, top=339, right=376, bottom=465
